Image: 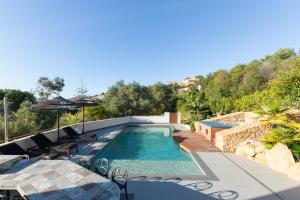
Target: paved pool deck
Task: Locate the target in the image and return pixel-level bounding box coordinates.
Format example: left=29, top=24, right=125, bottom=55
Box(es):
left=69, top=125, right=300, bottom=200
left=128, top=152, right=300, bottom=200
left=69, top=124, right=126, bottom=162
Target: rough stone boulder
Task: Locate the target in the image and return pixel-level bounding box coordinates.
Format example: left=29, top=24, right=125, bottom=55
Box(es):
left=235, top=140, right=265, bottom=158
left=286, top=163, right=300, bottom=182
left=235, top=141, right=256, bottom=158
left=254, top=153, right=268, bottom=165
left=252, top=140, right=265, bottom=154
left=265, top=143, right=296, bottom=173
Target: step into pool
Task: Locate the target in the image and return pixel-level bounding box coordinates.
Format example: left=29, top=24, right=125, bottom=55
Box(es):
left=91, top=125, right=204, bottom=177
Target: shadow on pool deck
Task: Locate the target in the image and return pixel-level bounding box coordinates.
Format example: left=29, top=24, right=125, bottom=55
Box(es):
left=126, top=179, right=300, bottom=200
left=126, top=174, right=300, bottom=200
left=25, top=181, right=237, bottom=200
left=11, top=177, right=300, bottom=200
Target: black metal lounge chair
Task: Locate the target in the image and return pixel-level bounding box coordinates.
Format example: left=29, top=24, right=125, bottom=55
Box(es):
left=111, top=167, right=128, bottom=200
left=62, top=126, right=97, bottom=142
left=31, top=134, right=78, bottom=157
left=76, top=158, right=91, bottom=169
left=0, top=142, right=60, bottom=160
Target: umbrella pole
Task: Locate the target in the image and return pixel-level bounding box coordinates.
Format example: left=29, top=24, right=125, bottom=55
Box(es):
left=82, top=105, right=85, bottom=134
left=57, top=109, right=60, bottom=143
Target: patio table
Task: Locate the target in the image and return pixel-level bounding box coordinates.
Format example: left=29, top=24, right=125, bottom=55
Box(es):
left=0, top=159, right=120, bottom=200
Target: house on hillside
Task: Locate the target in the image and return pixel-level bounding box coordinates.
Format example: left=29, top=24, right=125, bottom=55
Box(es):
left=167, top=76, right=201, bottom=93
left=179, top=77, right=199, bottom=87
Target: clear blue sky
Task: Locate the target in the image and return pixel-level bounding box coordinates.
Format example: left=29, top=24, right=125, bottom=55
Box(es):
left=0, top=0, right=300, bottom=97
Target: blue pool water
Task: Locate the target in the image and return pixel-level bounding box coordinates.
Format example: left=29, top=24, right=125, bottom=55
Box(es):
left=91, top=126, right=203, bottom=176
left=201, top=120, right=232, bottom=128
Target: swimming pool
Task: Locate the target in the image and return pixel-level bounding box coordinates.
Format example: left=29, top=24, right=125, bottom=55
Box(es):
left=91, top=125, right=204, bottom=177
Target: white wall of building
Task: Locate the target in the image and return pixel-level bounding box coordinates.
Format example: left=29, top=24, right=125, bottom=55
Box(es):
left=130, top=112, right=170, bottom=124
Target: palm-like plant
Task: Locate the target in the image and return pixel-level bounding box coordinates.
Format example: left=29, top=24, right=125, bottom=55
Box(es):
left=260, top=125, right=300, bottom=158
left=289, top=143, right=300, bottom=161
left=263, top=126, right=298, bottom=143
left=259, top=104, right=289, bottom=116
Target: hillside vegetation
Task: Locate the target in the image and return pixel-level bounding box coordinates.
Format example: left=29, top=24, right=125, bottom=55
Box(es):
left=178, top=48, right=300, bottom=128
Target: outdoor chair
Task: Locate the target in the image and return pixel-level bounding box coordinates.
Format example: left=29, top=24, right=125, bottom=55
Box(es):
left=76, top=158, right=91, bottom=169
left=0, top=142, right=60, bottom=160
left=95, top=158, right=109, bottom=178
left=1, top=190, right=27, bottom=200
left=111, top=167, right=128, bottom=200
left=31, top=134, right=78, bottom=157
left=62, top=126, right=97, bottom=142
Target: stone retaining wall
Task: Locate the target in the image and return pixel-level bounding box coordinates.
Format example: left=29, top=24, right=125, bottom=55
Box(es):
left=207, top=112, right=260, bottom=123
left=207, top=112, right=245, bottom=122
left=215, top=122, right=266, bottom=152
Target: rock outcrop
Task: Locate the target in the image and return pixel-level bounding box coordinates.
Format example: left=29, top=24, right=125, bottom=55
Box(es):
left=236, top=141, right=300, bottom=182
left=286, top=163, right=300, bottom=182
left=254, top=153, right=268, bottom=165
left=265, top=143, right=296, bottom=174
left=235, top=140, right=267, bottom=164
left=235, top=141, right=256, bottom=158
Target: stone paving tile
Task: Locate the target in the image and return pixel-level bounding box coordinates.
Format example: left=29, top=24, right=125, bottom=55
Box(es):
left=20, top=184, right=36, bottom=194
left=0, top=160, right=120, bottom=200
left=76, top=168, right=93, bottom=177
left=13, top=173, right=32, bottom=181
left=4, top=173, right=20, bottom=179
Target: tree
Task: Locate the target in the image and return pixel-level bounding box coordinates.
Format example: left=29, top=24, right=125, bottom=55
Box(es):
left=239, top=60, right=263, bottom=95
left=273, top=56, right=300, bottom=108
left=149, top=82, right=177, bottom=114
left=204, top=70, right=233, bottom=113
left=97, top=80, right=179, bottom=118
left=177, top=88, right=212, bottom=130
left=84, top=103, right=107, bottom=121
left=35, top=110, right=57, bottom=130
left=9, top=101, right=40, bottom=138
left=259, top=61, right=275, bottom=82
left=0, top=89, right=35, bottom=112
left=273, top=48, right=295, bottom=60
left=36, top=77, right=65, bottom=99
left=76, top=80, right=88, bottom=97
left=102, top=81, right=152, bottom=117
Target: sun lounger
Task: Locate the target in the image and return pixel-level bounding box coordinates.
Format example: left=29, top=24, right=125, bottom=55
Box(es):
left=62, top=126, right=97, bottom=142
left=0, top=142, right=61, bottom=160
left=31, top=134, right=78, bottom=157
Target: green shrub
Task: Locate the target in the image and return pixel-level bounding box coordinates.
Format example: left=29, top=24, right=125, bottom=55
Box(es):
left=9, top=101, right=40, bottom=138
left=260, top=113, right=300, bottom=158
